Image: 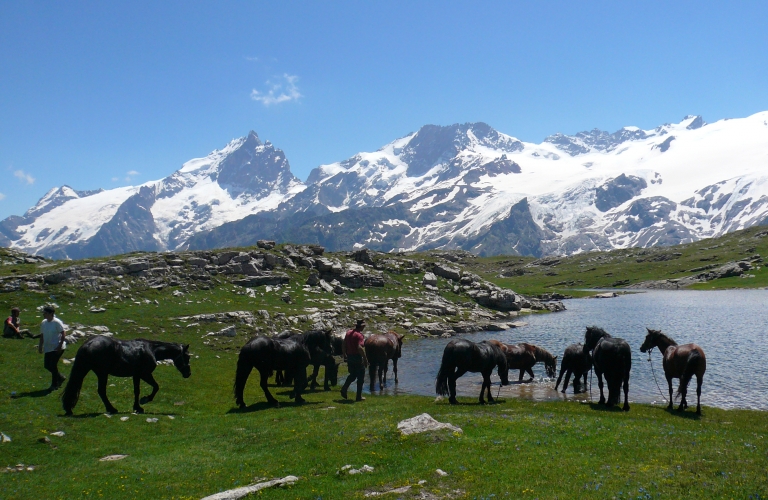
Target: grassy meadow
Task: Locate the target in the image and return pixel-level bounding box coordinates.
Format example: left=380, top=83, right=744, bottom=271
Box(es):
left=1, top=226, right=767, bottom=498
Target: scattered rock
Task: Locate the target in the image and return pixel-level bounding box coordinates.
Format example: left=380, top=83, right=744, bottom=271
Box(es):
left=203, top=325, right=237, bottom=338
left=365, top=485, right=411, bottom=497
left=422, top=272, right=438, bottom=287
left=99, top=454, right=128, bottom=462
left=146, top=418, right=158, bottom=423
left=37, top=437, right=51, bottom=444
left=397, top=413, right=462, bottom=435
left=1, top=432, right=11, bottom=443
left=200, top=475, right=299, bottom=500
left=49, top=431, right=65, bottom=437
left=89, top=307, right=106, bottom=313
left=120, top=417, right=130, bottom=422
left=436, top=469, right=449, bottom=476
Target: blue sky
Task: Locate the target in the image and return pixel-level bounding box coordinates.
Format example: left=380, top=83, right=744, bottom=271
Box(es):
left=1, top=1, right=767, bottom=219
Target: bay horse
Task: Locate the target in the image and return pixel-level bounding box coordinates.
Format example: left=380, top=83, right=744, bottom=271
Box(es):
left=435, top=339, right=509, bottom=404
left=234, top=336, right=310, bottom=408
left=364, top=331, right=404, bottom=392
left=640, top=328, right=706, bottom=415
left=490, top=341, right=557, bottom=382
left=584, top=326, right=631, bottom=411
left=62, top=336, right=191, bottom=416
left=555, top=343, right=592, bottom=393
left=274, top=330, right=338, bottom=391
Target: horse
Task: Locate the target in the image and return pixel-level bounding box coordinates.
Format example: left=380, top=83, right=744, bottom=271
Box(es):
left=555, top=343, right=592, bottom=393
left=640, top=328, right=706, bottom=415
left=435, top=339, right=510, bottom=404
left=62, top=336, right=191, bottom=416
left=490, top=341, right=557, bottom=382
left=274, top=330, right=339, bottom=391
left=234, top=336, right=311, bottom=408
left=364, top=331, right=404, bottom=392
left=584, top=326, right=631, bottom=411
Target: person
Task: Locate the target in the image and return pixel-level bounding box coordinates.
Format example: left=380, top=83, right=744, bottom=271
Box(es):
left=340, top=319, right=368, bottom=402
left=3, top=307, right=36, bottom=339
left=38, top=305, right=67, bottom=391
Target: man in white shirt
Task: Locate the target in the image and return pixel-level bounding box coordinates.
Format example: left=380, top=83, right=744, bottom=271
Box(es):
left=37, top=305, right=67, bottom=391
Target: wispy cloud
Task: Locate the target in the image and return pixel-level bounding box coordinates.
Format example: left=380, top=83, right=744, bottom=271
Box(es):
left=251, top=74, right=302, bottom=106
left=0, top=193, right=6, bottom=201
left=127, top=170, right=139, bottom=176
left=245, top=56, right=259, bottom=62
left=111, top=177, right=120, bottom=182
left=14, top=170, right=35, bottom=185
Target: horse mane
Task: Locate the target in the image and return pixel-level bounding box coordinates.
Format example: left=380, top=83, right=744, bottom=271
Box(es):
left=533, top=345, right=555, bottom=363
left=648, top=328, right=678, bottom=347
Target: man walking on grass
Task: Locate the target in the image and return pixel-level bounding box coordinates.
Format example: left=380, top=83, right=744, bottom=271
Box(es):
left=341, top=319, right=368, bottom=402
left=38, top=305, right=67, bottom=391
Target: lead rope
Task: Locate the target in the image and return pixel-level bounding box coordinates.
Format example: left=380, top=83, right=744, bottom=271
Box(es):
left=647, top=347, right=668, bottom=403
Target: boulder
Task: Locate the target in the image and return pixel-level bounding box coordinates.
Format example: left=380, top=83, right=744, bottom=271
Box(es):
left=256, top=240, right=276, bottom=250
left=232, top=273, right=290, bottom=287
left=352, top=248, right=376, bottom=265
left=422, top=272, right=438, bottom=287
left=432, top=263, right=461, bottom=282
left=397, top=413, right=462, bottom=435
left=306, top=272, right=320, bottom=286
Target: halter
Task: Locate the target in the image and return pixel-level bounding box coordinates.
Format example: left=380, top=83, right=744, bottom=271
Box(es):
left=646, top=346, right=669, bottom=403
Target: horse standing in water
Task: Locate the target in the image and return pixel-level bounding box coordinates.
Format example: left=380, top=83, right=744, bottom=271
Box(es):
left=490, top=341, right=557, bottom=382
left=584, top=326, right=631, bottom=411
left=436, top=339, right=509, bottom=404
left=234, top=336, right=310, bottom=408
left=640, top=328, right=706, bottom=415
left=364, top=331, right=404, bottom=392
left=62, top=336, right=191, bottom=416
left=555, top=343, right=592, bottom=393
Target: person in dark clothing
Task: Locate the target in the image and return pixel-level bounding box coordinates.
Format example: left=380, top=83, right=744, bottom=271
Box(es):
left=341, top=319, right=368, bottom=401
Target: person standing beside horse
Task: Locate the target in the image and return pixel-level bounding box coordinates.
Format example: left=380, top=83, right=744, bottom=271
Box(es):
left=340, top=319, right=368, bottom=402
left=37, top=305, right=67, bottom=391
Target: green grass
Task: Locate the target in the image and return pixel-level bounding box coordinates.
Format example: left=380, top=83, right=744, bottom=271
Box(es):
left=2, top=332, right=768, bottom=499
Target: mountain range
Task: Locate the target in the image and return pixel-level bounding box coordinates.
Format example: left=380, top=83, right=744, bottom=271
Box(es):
left=3, top=111, right=768, bottom=259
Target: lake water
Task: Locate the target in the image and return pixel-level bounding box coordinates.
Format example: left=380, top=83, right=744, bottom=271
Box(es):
left=371, top=290, right=768, bottom=410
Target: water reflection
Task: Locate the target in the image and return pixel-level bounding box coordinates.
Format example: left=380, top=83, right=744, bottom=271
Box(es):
left=370, top=290, right=768, bottom=410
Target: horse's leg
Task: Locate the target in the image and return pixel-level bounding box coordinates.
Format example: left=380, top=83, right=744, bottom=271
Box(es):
left=479, top=374, right=489, bottom=404
left=140, top=373, right=160, bottom=405
left=308, top=363, right=320, bottom=390
left=622, top=373, right=630, bottom=412
left=369, top=363, right=377, bottom=392
left=560, top=370, right=572, bottom=393
left=595, top=370, right=606, bottom=405
left=97, top=373, right=118, bottom=414
left=695, top=374, right=703, bottom=415
left=518, top=368, right=525, bottom=382
left=555, top=368, right=566, bottom=391
left=449, top=369, right=465, bottom=405
left=133, top=376, right=144, bottom=414
left=678, top=378, right=688, bottom=412
left=525, top=367, right=535, bottom=382
left=393, top=358, right=398, bottom=384
left=378, top=365, right=384, bottom=391
left=259, top=369, right=278, bottom=405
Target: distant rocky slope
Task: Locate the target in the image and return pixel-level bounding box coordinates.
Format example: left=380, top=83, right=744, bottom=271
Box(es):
left=4, top=112, right=768, bottom=259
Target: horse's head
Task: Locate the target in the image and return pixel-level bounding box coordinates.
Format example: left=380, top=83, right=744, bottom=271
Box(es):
left=495, top=345, right=510, bottom=386
left=640, top=328, right=662, bottom=353
left=391, top=331, right=404, bottom=359
left=326, top=357, right=340, bottom=387
left=174, top=344, right=192, bottom=378
left=545, top=355, right=557, bottom=378
left=584, top=326, right=610, bottom=351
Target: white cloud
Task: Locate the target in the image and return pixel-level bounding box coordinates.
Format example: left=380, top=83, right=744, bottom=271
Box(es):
left=0, top=193, right=6, bottom=201
left=127, top=170, right=139, bottom=176
left=251, top=74, right=302, bottom=106
left=14, top=170, right=35, bottom=185
left=112, top=177, right=120, bottom=182
left=245, top=56, right=259, bottom=62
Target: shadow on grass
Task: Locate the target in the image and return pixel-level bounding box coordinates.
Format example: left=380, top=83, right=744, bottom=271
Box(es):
left=586, top=403, right=630, bottom=412
left=227, top=400, right=320, bottom=414
left=11, top=388, right=52, bottom=399
left=64, top=412, right=108, bottom=419
left=664, top=406, right=702, bottom=420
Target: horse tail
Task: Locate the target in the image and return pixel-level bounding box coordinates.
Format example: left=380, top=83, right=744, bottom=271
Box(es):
left=677, top=349, right=703, bottom=398
left=233, top=350, right=253, bottom=407
left=435, top=350, right=452, bottom=397
left=62, top=354, right=90, bottom=414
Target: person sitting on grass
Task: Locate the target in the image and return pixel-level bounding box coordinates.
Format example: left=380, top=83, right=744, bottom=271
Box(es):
left=3, top=307, right=37, bottom=339
left=37, top=305, right=67, bottom=391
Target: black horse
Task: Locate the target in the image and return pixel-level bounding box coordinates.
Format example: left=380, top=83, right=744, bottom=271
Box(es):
left=274, top=330, right=339, bottom=390
left=435, top=339, right=510, bottom=404
left=234, top=336, right=311, bottom=408
left=62, top=336, right=191, bottom=416
left=555, top=343, right=592, bottom=393
left=584, top=326, right=631, bottom=411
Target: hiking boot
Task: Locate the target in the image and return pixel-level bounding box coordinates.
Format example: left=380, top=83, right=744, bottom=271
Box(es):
left=355, top=396, right=366, bottom=402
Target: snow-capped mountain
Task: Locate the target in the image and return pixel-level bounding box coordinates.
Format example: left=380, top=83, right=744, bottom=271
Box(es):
left=4, top=112, right=768, bottom=258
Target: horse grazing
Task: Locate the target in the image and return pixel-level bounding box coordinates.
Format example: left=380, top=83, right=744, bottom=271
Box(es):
left=274, top=330, right=338, bottom=391
left=640, top=328, right=706, bottom=415
left=364, top=331, right=404, bottom=391
left=584, top=326, right=631, bottom=411
left=62, top=336, right=191, bottom=416
left=555, top=343, right=592, bottom=393
left=234, top=336, right=311, bottom=408
left=435, top=339, right=509, bottom=404
left=490, top=341, right=557, bottom=382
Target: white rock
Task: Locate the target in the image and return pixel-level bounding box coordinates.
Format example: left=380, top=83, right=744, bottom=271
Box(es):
left=1, top=432, right=11, bottom=443
left=200, top=475, right=299, bottom=500
left=50, top=431, right=65, bottom=437
left=436, top=469, right=449, bottom=476
left=120, top=416, right=130, bottom=421
left=397, top=413, right=462, bottom=436
left=99, top=454, right=128, bottom=461
left=146, top=418, right=158, bottom=423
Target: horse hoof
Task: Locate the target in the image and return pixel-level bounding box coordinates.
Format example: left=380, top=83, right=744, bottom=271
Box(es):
left=449, top=398, right=458, bottom=405
left=238, top=403, right=246, bottom=410
left=295, top=397, right=306, bottom=404
left=134, top=408, right=145, bottom=414
left=65, top=410, right=73, bottom=417
left=623, top=404, right=630, bottom=412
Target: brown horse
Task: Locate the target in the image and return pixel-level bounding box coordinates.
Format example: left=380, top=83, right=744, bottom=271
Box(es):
left=364, top=331, right=403, bottom=392
left=489, top=340, right=557, bottom=382
left=640, top=328, right=707, bottom=415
